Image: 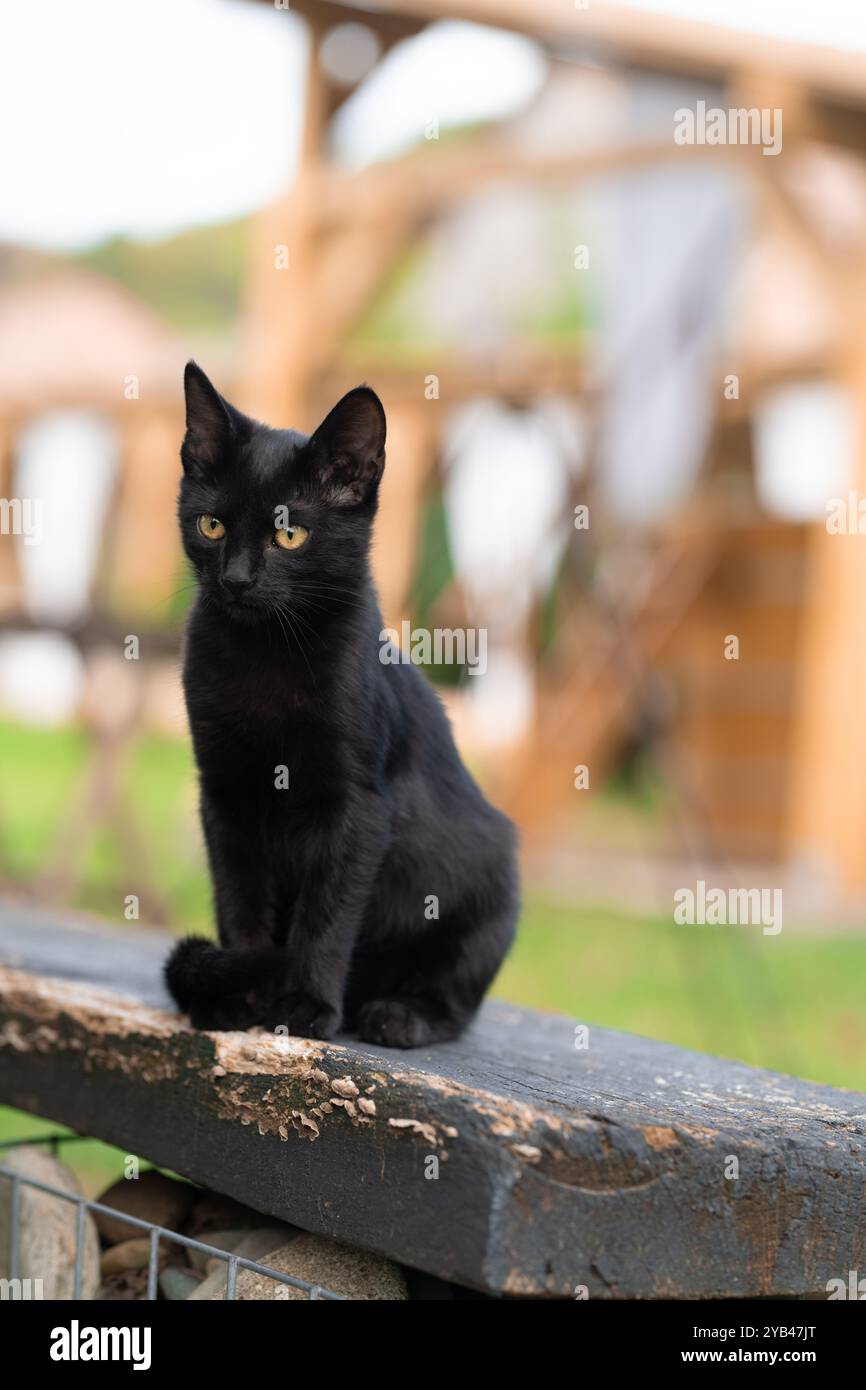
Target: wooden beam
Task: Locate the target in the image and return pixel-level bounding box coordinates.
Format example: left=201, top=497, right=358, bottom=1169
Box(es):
left=320, top=349, right=591, bottom=406
left=105, top=412, right=185, bottom=618
left=291, top=0, right=425, bottom=47
left=1, top=903, right=865, bottom=1297
left=275, top=0, right=866, bottom=112
left=312, top=137, right=761, bottom=232
left=370, top=398, right=438, bottom=625
left=0, top=418, right=22, bottom=616
left=786, top=267, right=866, bottom=896
left=238, top=16, right=335, bottom=424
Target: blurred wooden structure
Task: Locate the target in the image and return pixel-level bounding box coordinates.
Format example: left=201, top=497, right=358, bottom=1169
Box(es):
left=240, top=0, right=866, bottom=900
left=0, top=269, right=185, bottom=919
left=0, top=269, right=184, bottom=620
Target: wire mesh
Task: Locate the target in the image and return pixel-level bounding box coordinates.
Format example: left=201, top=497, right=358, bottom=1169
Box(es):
left=0, top=1135, right=345, bottom=1301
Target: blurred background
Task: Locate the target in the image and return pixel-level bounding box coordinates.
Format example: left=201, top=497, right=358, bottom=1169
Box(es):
left=2, top=0, right=866, bottom=1106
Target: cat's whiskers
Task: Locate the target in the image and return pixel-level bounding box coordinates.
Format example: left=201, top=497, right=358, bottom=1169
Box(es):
left=266, top=600, right=317, bottom=686
left=139, top=578, right=200, bottom=618
left=289, top=583, right=367, bottom=613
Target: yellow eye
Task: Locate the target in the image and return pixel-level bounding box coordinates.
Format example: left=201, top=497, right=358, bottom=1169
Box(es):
left=197, top=515, right=225, bottom=540
left=275, top=525, right=310, bottom=551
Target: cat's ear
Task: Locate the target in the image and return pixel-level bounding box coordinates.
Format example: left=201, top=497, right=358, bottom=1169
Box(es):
left=307, top=386, right=386, bottom=505
left=182, top=361, right=232, bottom=473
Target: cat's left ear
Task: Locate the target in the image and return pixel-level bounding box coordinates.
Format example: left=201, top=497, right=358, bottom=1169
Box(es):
left=307, top=386, right=386, bottom=505
left=182, top=361, right=233, bottom=474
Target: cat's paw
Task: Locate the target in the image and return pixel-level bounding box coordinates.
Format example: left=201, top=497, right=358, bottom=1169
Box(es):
left=188, top=997, right=259, bottom=1031
left=357, top=998, right=455, bottom=1049
left=264, top=992, right=341, bottom=1041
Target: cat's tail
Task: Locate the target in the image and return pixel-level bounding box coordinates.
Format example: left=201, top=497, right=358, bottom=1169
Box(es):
left=164, top=936, right=285, bottom=1020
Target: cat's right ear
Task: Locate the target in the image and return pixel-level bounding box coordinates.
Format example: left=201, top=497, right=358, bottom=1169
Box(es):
left=182, top=362, right=232, bottom=474
left=306, top=386, right=386, bottom=506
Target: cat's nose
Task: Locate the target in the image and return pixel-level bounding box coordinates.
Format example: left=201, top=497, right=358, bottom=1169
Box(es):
left=223, top=576, right=254, bottom=597
left=222, top=558, right=255, bottom=597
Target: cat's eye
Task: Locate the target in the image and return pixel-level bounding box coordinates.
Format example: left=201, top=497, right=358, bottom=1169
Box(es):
left=274, top=525, right=310, bottom=551
left=197, top=515, right=226, bottom=541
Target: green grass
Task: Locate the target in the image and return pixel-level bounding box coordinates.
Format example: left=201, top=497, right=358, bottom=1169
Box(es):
left=0, top=718, right=211, bottom=933
left=496, top=900, right=866, bottom=1091
left=0, top=1117, right=131, bottom=1197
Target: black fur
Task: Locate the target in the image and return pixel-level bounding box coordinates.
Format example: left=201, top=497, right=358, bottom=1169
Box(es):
left=163, top=362, right=519, bottom=1047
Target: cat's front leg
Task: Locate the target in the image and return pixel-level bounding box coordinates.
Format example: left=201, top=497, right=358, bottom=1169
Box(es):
left=201, top=792, right=278, bottom=950
left=264, top=795, right=389, bottom=1041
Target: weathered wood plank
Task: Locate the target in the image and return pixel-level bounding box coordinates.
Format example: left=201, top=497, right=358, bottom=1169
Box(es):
left=0, top=902, right=864, bottom=1298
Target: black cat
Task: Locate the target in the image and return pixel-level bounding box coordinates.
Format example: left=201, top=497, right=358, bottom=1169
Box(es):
left=164, top=363, right=519, bottom=1047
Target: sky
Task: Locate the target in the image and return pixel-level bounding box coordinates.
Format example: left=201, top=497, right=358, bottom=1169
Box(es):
left=2, top=0, right=866, bottom=251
